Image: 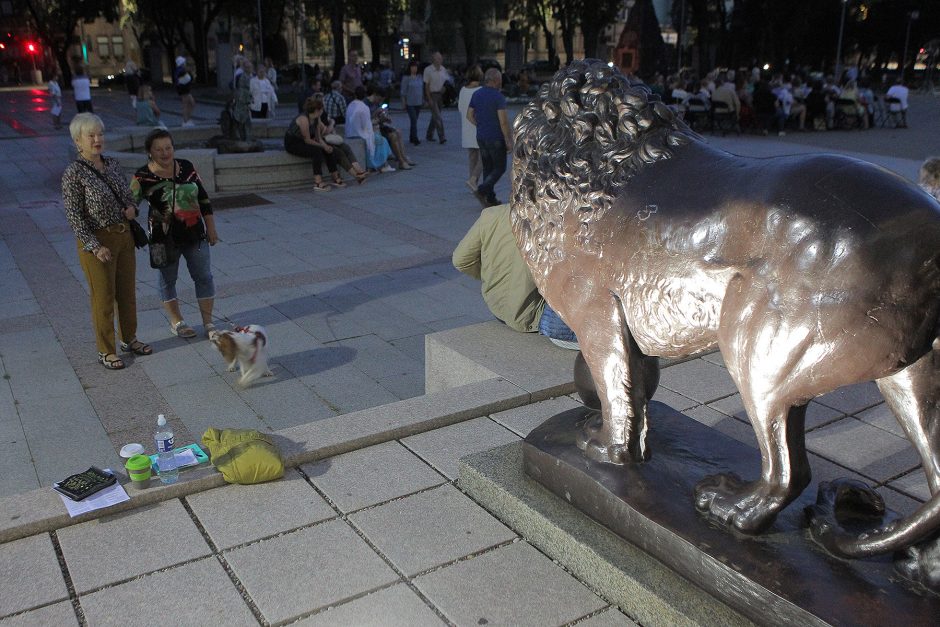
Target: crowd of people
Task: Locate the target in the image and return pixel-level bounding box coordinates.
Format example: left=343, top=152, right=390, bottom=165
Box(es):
left=651, top=66, right=912, bottom=135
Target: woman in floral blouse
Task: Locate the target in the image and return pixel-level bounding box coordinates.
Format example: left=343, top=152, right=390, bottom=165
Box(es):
left=61, top=113, right=152, bottom=370
left=131, top=128, right=219, bottom=339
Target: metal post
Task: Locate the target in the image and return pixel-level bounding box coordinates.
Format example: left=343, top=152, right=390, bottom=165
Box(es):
left=677, top=0, right=685, bottom=74
left=901, top=11, right=919, bottom=82
left=257, top=0, right=265, bottom=63
left=834, top=0, right=847, bottom=81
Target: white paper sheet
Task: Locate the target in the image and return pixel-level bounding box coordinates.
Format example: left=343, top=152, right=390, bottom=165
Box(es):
left=56, top=470, right=130, bottom=517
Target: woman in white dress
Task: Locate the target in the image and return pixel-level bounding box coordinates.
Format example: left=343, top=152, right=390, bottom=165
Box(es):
left=457, top=65, right=483, bottom=193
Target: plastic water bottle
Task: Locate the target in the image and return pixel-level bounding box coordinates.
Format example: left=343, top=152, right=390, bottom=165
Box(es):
left=154, top=414, right=178, bottom=484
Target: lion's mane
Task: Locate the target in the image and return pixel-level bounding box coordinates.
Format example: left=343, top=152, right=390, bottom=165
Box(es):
left=510, top=60, right=691, bottom=278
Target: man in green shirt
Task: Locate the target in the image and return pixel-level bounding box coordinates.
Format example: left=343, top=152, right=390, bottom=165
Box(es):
left=452, top=204, right=544, bottom=332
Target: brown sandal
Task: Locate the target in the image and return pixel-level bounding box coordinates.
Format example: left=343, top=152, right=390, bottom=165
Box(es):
left=98, top=352, right=125, bottom=370
left=120, top=339, right=153, bottom=355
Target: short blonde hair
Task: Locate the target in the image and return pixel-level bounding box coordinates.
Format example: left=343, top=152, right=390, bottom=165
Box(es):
left=69, top=112, right=104, bottom=144
left=920, top=157, right=940, bottom=187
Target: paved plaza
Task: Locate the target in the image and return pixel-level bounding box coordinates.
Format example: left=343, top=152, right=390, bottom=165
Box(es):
left=0, top=84, right=938, bottom=625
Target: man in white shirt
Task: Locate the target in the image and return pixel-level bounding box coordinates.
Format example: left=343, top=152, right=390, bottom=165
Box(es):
left=423, top=52, right=450, bottom=143
left=885, top=77, right=910, bottom=128
left=72, top=66, right=93, bottom=113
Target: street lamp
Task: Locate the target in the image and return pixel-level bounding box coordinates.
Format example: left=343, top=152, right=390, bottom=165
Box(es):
left=901, top=10, right=919, bottom=81
left=834, top=0, right=848, bottom=81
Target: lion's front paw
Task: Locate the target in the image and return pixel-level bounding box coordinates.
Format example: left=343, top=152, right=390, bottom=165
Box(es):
left=694, top=473, right=784, bottom=534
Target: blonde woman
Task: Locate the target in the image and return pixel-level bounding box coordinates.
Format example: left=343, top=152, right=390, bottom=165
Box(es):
left=61, top=113, right=152, bottom=369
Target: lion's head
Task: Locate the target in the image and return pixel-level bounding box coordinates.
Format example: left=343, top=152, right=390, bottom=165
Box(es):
left=510, top=60, right=691, bottom=274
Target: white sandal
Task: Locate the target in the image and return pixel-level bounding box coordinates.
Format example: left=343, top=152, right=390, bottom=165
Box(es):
left=170, top=320, right=197, bottom=338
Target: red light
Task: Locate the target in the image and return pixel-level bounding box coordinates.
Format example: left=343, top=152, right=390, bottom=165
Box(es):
left=0, top=43, right=5, bottom=50
left=26, top=42, right=36, bottom=53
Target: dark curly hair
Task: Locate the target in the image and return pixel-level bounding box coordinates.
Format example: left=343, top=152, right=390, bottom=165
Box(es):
left=510, top=60, right=691, bottom=274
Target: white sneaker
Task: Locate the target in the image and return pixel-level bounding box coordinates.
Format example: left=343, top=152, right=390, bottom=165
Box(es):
left=380, top=164, right=396, bottom=173
left=182, top=120, right=195, bottom=127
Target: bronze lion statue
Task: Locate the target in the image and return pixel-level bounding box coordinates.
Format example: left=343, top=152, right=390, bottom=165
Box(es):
left=511, top=60, right=940, bottom=587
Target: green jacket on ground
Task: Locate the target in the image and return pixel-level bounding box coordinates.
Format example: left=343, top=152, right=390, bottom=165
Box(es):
left=452, top=204, right=544, bottom=332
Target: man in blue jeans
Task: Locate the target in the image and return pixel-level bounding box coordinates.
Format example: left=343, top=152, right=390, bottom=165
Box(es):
left=467, top=68, right=513, bottom=208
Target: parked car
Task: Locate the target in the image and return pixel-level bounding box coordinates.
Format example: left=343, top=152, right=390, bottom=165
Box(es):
left=99, top=67, right=152, bottom=87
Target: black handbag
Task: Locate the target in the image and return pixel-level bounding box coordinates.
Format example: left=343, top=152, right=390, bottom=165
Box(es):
left=128, top=219, right=149, bottom=249
left=76, top=159, right=147, bottom=249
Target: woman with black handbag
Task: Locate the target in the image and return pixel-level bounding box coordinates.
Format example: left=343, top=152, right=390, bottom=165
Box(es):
left=131, top=129, right=219, bottom=339
left=61, top=113, right=153, bottom=370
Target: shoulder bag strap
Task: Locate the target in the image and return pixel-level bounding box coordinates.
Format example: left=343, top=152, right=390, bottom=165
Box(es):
left=75, top=159, right=127, bottom=208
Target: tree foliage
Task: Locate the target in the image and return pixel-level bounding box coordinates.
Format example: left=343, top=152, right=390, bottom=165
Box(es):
left=20, top=0, right=120, bottom=84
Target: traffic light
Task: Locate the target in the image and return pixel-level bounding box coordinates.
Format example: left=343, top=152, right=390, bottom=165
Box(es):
left=26, top=41, right=37, bottom=54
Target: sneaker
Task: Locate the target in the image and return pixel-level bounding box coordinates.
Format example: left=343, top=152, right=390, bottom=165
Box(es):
left=439, top=138, right=447, bottom=144
left=380, top=164, right=396, bottom=173
left=182, top=120, right=196, bottom=127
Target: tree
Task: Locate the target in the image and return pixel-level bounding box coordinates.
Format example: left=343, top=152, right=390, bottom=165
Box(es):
left=304, top=0, right=346, bottom=80
left=21, top=0, right=120, bottom=84
left=347, top=0, right=403, bottom=66
left=551, top=0, right=578, bottom=64
left=576, top=0, right=620, bottom=60
left=132, top=0, right=226, bottom=83
left=508, top=0, right=556, bottom=65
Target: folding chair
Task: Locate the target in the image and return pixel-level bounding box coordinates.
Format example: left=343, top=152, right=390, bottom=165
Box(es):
left=881, top=96, right=905, bottom=128
left=710, top=101, right=739, bottom=136
left=833, top=98, right=862, bottom=129
left=685, top=97, right=711, bottom=132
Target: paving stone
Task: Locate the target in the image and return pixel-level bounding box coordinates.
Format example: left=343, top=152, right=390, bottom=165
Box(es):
left=650, top=386, right=697, bottom=412
left=489, top=396, right=582, bottom=437
left=854, top=402, right=904, bottom=438
left=236, top=377, right=337, bottom=430
left=877, top=485, right=925, bottom=517
left=708, top=393, right=845, bottom=430
left=887, top=468, right=931, bottom=502
left=301, top=363, right=401, bottom=414
left=303, top=441, right=447, bottom=513
left=0, top=534, right=68, bottom=617
left=186, top=469, right=335, bottom=549
left=577, top=607, right=639, bottom=627
left=162, top=376, right=268, bottom=437
left=14, top=395, right=120, bottom=488
left=402, top=416, right=521, bottom=481
left=79, top=557, right=255, bottom=626
left=294, top=583, right=444, bottom=626
left=224, top=519, right=399, bottom=624
left=413, top=541, right=606, bottom=627
left=56, top=499, right=211, bottom=593
left=805, top=417, right=921, bottom=483
left=683, top=405, right=758, bottom=449
left=0, top=601, right=77, bottom=626
left=349, top=484, right=516, bottom=576
left=657, top=359, right=738, bottom=404
left=814, top=381, right=884, bottom=414
left=139, top=344, right=217, bottom=388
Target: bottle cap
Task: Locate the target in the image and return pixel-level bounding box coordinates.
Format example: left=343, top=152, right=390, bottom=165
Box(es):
left=157, top=414, right=166, bottom=427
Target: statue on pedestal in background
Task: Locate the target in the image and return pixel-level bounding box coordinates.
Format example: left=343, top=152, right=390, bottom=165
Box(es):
left=504, top=20, right=524, bottom=76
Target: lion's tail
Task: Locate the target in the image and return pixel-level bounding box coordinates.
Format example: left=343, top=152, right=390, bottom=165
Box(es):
left=807, top=479, right=940, bottom=558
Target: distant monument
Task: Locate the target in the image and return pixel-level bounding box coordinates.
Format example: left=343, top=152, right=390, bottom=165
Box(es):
left=505, top=20, right=524, bottom=75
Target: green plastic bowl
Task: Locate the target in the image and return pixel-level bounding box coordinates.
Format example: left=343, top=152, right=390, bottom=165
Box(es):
left=125, top=454, right=152, bottom=483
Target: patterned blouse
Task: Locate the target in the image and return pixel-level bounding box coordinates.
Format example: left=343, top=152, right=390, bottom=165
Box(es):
left=130, top=159, right=212, bottom=246
left=61, top=156, right=136, bottom=252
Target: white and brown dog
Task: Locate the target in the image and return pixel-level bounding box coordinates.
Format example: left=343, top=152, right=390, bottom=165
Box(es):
left=209, top=325, right=272, bottom=387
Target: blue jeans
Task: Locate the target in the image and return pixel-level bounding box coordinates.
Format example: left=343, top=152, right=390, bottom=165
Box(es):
left=477, top=138, right=507, bottom=203
left=158, top=239, right=215, bottom=302
left=406, top=105, right=421, bottom=143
